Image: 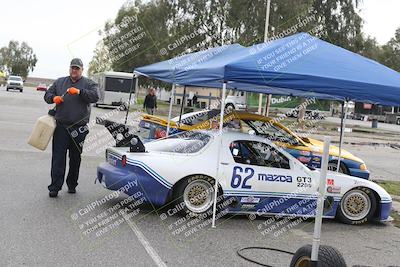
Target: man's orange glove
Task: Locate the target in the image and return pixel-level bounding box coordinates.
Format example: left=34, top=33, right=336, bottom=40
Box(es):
left=67, top=87, right=80, bottom=95
left=53, top=96, right=64, bottom=105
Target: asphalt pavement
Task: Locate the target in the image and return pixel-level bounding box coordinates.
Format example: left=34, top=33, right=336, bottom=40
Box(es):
left=1, top=86, right=400, bottom=267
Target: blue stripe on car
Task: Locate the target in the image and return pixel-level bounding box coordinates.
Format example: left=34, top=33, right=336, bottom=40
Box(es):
left=108, top=151, right=172, bottom=188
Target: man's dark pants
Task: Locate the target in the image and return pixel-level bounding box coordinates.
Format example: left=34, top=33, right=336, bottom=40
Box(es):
left=48, top=122, right=88, bottom=192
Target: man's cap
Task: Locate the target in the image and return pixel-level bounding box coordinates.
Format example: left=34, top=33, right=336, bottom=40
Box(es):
left=70, top=58, right=83, bottom=69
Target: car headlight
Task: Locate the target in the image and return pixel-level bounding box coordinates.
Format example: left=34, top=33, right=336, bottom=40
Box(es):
left=360, top=163, right=367, bottom=171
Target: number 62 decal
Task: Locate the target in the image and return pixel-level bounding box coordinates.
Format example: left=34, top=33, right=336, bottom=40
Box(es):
left=231, top=166, right=254, bottom=189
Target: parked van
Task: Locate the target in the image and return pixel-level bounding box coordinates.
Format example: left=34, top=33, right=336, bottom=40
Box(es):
left=225, top=91, right=247, bottom=110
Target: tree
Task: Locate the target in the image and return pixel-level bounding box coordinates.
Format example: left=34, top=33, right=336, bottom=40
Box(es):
left=90, top=0, right=398, bottom=85
left=88, top=39, right=112, bottom=76
left=380, top=27, right=400, bottom=72
left=311, top=0, right=363, bottom=52
left=227, top=0, right=313, bottom=45
left=0, top=40, right=37, bottom=78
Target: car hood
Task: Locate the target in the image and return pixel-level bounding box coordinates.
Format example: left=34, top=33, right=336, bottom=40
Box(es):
left=8, top=80, right=23, bottom=84
left=306, top=138, right=364, bottom=163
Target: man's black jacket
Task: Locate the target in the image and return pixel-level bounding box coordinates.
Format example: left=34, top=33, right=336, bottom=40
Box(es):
left=143, top=94, right=157, bottom=109
left=44, top=76, right=99, bottom=126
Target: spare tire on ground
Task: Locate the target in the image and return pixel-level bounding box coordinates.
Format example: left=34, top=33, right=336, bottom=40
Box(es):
left=290, top=244, right=347, bottom=267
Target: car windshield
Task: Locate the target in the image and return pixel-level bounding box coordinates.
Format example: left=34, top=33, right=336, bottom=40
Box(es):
left=145, top=131, right=211, bottom=153
left=243, top=120, right=301, bottom=146
left=9, top=76, right=22, bottom=81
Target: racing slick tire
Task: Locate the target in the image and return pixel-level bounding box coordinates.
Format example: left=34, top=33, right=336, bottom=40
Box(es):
left=336, top=187, right=377, bottom=225
left=174, top=175, right=221, bottom=217
left=290, top=244, right=347, bottom=267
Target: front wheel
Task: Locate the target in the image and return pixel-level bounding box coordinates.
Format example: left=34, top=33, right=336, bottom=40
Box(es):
left=174, top=175, right=216, bottom=216
left=290, top=244, right=346, bottom=267
left=336, top=188, right=376, bottom=225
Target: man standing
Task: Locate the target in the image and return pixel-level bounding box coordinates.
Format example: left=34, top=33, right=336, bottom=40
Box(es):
left=44, top=58, right=99, bottom=198
left=143, top=88, right=157, bottom=115
left=192, top=92, right=198, bottom=108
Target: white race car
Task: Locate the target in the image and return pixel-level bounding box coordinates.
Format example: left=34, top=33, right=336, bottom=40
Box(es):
left=97, top=130, right=392, bottom=225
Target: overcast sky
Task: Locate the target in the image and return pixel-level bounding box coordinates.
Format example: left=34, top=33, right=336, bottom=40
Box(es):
left=0, top=0, right=399, bottom=79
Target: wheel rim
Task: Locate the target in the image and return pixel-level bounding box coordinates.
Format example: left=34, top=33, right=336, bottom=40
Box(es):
left=341, top=190, right=371, bottom=221
left=294, top=256, right=310, bottom=267
left=183, top=180, right=214, bottom=213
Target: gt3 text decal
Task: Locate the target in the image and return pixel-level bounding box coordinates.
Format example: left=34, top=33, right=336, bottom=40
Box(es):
left=297, top=176, right=312, bottom=187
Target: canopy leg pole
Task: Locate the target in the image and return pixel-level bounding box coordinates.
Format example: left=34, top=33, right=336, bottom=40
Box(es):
left=258, top=94, right=263, bottom=114
left=166, top=84, right=175, bottom=137
left=134, top=76, right=139, bottom=107
left=264, top=94, right=272, bottom=116
left=311, top=136, right=331, bottom=264
left=337, top=100, right=348, bottom=171
left=212, top=82, right=227, bottom=228
left=178, top=86, right=186, bottom=124
left=124, top=74, right=137, bottom=125
left=261, top=0, right=271, bottom=116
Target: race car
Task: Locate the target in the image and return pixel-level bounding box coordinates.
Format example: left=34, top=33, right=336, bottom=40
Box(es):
left=97, top=130, right=391, bottom=225
left=137, top=110, right=370, bottom=179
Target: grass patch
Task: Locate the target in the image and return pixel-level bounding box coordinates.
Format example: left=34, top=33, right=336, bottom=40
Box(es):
left=374, top=180, right=400, bottom=196
left=391, top=211, right=400, bottom=228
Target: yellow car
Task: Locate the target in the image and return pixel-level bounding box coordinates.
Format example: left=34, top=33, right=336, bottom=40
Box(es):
left=138, top=110, right=369, bottom=179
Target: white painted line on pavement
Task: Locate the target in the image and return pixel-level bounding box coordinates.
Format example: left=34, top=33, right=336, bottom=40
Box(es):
left=121, top=212, right=167, bottom=267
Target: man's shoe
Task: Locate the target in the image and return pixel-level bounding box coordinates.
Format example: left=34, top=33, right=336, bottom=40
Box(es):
left=49, top=191, right=58, bottom=198
left=67, top=188, right=76, bottom=194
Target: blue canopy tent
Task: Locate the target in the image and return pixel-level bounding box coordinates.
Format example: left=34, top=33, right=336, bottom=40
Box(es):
left=135, top=42, right=344, bottom=101
left=136, top=32, right=400, bottom=106
left=225, top=32, right=400, bottom=106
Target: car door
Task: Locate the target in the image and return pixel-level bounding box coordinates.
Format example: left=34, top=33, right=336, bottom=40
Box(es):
left=221, top=139, right=317, bottom=215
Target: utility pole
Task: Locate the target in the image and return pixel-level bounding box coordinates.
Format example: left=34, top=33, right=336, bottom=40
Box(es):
left=258, top=0, right=272, bottom=115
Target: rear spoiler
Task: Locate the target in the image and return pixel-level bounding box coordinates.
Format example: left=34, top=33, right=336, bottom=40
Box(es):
left=96, top=117, right=145, bottom=152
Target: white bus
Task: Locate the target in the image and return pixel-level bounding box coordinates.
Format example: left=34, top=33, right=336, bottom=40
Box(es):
left=91, top=71, right=134, bottom=109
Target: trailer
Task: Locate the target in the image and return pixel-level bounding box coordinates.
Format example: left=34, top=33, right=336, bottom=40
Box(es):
left=91, top=71, right=134, bottom=109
